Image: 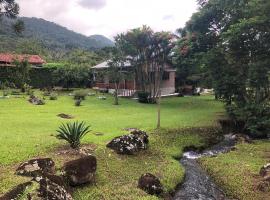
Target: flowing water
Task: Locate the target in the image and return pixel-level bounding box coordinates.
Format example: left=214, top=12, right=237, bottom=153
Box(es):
left=173, top=134, right=237, bottom=200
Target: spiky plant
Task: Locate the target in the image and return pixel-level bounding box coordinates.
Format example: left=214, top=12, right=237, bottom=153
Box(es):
left=56, top=121, right=91, bottom=149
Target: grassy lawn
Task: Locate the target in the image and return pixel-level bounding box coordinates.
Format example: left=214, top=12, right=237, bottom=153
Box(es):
left=0, top=92, right=224, bottom=199
left=0, top=92, right=222, bottom=165
left=200, top=140, right=270, bottom=200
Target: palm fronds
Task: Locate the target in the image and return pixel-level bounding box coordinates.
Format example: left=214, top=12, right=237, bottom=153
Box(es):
left=56, top=121, right=91, bottom=149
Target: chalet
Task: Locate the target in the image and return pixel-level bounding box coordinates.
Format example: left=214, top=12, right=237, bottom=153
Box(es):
left=92, top=61, right=176, bottom=97
left=0, top=54, right=46, bottom=68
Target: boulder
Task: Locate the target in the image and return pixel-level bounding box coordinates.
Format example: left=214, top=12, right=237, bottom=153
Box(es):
left=259, top=163, right=270, bottom=177
left=28, top=96, right=45, bottom=105
left=0, top=182, right=32, bottom=200
left=257, top=180, right=270, bottom=192
left=57, top=113, right=74, bottom=119
left=63, top=155, right=97, bottom=186
left=232, top=134, right=252, bottom=143
left=31, top=174, right=73, bottom=200
left=138, top=173, right=163, bottom=195
left=16, top=158, right=55, bottom=177
left=106, top=130, right=149, bottom=155
left=130, top=129, right=149, bottom=145
left=257, top=163, right=270, bottom=192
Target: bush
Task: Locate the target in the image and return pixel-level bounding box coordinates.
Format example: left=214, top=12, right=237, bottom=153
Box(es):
left=74, top=90, right=88, bottom=100
left=11, top=90, right=21, bottom=95
left=226, top=103, right=270, bottom=138
left=43, top=90, right=51, bottom=96
left=137, top=91, right=150, bottom=103
left=49, top=93, right=58, bottom=100
left=75, top=99, right=82, bottom=106
left=2, top=90, right=9, bottom=96
left=56, top=121, right=91, bottom=149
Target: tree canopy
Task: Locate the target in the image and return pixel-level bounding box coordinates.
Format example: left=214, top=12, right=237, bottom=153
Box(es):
left=175, top=0, right=270, bottom=138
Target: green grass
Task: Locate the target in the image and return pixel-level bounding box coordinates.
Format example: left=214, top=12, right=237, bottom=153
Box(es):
left=200, top=140, right=270, bottom=200
left=0, top=93, right=222, bottom=165
left=0, top=92, right=224, bottom=199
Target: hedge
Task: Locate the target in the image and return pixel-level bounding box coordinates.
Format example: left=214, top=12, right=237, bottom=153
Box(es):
left=0, top=66, right=93, bottom=89
left=0, top=66, right=55, bottom=88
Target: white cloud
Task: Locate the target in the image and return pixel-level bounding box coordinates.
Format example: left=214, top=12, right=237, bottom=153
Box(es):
left=78, top=0, right=107, bottom=10
left=17, top=0, right=198, bottom=39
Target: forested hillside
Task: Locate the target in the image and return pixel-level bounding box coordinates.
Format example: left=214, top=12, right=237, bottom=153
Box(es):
left=0, top=17, right=114, bottom=52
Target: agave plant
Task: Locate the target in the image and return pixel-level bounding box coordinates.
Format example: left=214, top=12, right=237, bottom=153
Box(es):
left=56, top=121, right=91, bottom=149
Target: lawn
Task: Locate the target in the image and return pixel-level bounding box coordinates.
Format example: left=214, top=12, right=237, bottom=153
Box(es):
left=200, top=140, right=270, bottom=200
left=0, top=92, right=224, bottom=199
left=0, top=92, right=222, bottom=165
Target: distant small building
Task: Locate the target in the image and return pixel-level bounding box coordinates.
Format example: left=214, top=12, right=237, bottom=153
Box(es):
left=92, top=61, right=176, bottom=97
left=0, top=54, right=46, bottom=68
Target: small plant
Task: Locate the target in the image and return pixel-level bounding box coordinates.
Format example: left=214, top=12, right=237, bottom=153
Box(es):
left=75, top=99, right=82, bottom=106
left=74, top=90, right=88, bottom=100
left=43, top=90, right=51, bottom=96
left=24, top=84, right=32, bottom=95
left=49, top=93, right=58, bottom=100
left=56, top=121, right=91, bottom=149
left=11, top=90, right=21, bottom=95
left=3, top=90, right=9, bottom=97
left=137, top=91, right=150, bottom=103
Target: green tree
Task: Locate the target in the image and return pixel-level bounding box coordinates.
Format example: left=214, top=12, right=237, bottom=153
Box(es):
left=177, top=0, right=270, bottom=137
left=0, top=0, right=19, bottom=19
left=53, top=66, right=91, bottom=89
left=13, top=59, right=30, bottom=91
left=0, top=0, right=24, bottom=34
left=106, top=49, right=128, bottom=105
left=115, top=26, right=174, bottom=103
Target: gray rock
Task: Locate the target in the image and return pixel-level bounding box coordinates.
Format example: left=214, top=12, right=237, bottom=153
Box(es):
left=106, top=130, right=148, bottom=155
left=16, top=158, right=55, bottom=177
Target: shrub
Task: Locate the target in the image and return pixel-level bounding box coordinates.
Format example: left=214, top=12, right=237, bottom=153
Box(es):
left=2, top=90, right=9, bottom=96
left=43, top=90, right=51, bottom=96
left=56, top=121, right=91, bottom=149
left=226, top=103, right=270, bottom=138
left=75, top=99, right=82, bottom=106
left=11, top=90, right=21, bottom=95
left=74, top=90, right=88, bottom=100
left=137, top=91, right=150, bottom=103
left=49, top=93, right=58, bottom=100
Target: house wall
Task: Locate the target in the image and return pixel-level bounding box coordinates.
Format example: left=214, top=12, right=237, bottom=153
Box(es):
left=161, top=71, right=176, bottom=95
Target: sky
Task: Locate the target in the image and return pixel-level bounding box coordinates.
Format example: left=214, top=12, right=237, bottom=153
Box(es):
left=17, top=0, right=199, bottom=39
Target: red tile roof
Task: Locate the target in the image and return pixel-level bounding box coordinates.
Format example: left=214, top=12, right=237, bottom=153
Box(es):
left=0, top=54, right=46, bottom=65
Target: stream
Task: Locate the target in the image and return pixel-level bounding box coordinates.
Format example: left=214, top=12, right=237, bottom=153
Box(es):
left=173, top=134, right=237, bottom=200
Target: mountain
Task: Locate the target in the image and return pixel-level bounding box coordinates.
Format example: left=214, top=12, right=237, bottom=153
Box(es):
left=89, top=34, right=114, bottom=48
left=0, top=17, right=114, bottom=51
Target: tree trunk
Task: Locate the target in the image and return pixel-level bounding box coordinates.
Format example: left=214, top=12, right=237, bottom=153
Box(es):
left=114, top=83, right=119, bottom=105
left=157, top=89, right=161, bottom=129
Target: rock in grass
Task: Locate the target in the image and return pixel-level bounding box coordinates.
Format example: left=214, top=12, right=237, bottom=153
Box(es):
left=257, top=163, right=270, bottom=192
left=31, top=174, right=73, bottom=200
left=0, top=182, right=32, bottom=200
left=28, top=96, right=45, bottom=105
left=63, top=155, right=97, bottom=186
left=16, top=158, right=55, bottom=177
left=138, top=173, right=163, bottom=195
left=257, top=180, right=270, bottom=192
left=260, top=163, right=270, bottom=177
left=106, top=130, right=149, bottom=155
left=57, top=113, right=74, bottom=119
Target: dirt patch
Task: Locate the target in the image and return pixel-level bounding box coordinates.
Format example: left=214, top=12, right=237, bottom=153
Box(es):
left=57, top=113, right=74, bottom=119
left=54, top=144, right=97, bottom=157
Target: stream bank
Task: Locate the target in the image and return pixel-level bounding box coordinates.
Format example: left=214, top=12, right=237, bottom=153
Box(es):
left=173, top=134, right=238, bottom=200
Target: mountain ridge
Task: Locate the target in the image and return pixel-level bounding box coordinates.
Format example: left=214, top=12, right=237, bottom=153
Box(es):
left=0, top=17, right=114, bottom=51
